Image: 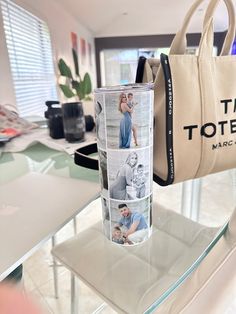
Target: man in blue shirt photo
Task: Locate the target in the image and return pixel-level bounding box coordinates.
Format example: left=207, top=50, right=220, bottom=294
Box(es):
left=117, top=203, right=148, bottom=244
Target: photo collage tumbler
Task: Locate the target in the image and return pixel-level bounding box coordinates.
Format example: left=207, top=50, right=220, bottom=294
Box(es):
left=94, top=84, right=154, bottom=246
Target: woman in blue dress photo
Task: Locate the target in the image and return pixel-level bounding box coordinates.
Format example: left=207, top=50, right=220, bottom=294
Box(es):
left=118, top=93, right=133, bottom=148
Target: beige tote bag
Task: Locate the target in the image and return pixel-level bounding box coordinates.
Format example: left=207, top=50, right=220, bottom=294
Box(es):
left=139, top=0, right=236, bottom=186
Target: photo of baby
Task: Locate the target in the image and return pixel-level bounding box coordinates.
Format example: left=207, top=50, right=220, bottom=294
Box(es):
left=112, top=226, right=132, bottom=245
left=133, top=164, right=146, bottom=198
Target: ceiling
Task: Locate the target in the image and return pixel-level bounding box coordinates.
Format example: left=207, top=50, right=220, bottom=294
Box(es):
left=57, top=0, right=233, bottom=37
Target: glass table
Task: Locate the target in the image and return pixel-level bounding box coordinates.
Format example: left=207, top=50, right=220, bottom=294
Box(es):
left=52, top=168, right=236, bottom=313
left=0, top=143, right=100, bottom=281
left=1, top=140, right=235, bottom=312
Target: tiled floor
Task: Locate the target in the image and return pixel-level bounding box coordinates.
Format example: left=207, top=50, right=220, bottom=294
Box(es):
left=23, top=171, right=236, bottom=314
left=23, top=197, right=117, bottom=314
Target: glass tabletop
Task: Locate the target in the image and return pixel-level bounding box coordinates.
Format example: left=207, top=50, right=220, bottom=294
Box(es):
left=51, top=167, right=236, bottom=313
left=0, top=142, right=99, bottom=184
left=0, top=142, right=100, bottom=280
left=1, top=143, right=235, bottom=310
left=145, top=169, right=235, bottom=311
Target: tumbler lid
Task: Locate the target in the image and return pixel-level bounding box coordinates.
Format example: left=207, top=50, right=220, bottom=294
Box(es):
left=94, top=83, right=153, bottom=94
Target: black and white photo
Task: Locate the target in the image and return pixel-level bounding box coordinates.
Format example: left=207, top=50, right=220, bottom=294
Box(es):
left=98, top=149, right=108, bottom=198
left=108, top=149, right=151, bottom=200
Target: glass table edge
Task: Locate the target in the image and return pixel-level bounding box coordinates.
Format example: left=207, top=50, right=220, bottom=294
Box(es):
left=144, top=221, right=229, bottom=313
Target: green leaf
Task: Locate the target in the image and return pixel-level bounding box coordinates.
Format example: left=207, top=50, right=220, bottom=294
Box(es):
left=58, top=59, right=73, bottom=79
left=72, top=80, right=85, bottom=100
left=83, top=73, right=92, bottom=95
left=59, top=84, right=75, bottom=98
left=72, top=48, right=79, bottom=76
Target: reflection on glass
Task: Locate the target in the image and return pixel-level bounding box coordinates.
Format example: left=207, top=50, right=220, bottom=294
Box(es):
left=100, top=46, right=218, bottom=86
left=100, top=48, right=171, bottom=86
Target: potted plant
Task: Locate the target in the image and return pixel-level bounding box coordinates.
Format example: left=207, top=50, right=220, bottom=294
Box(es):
left=57, top=49, right=93, bottom=142
left=58, top=48, right=92, bottom=101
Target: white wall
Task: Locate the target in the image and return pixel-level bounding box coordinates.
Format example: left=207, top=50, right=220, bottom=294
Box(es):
left=0, top=0, right=96, bottom=115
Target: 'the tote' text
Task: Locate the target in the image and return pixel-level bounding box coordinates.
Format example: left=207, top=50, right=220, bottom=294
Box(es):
left=183, top=98, right=236, bottom=140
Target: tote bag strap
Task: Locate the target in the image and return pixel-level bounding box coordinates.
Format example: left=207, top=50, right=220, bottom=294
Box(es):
left=153, top=0, right=235, bottom=89
left=135, top=56, right=147, bottom=83
left=170, top=0, right=235, bottom=56
left=203, top=0, right=235, bottom=55
left=199, top=0, right=235, bottom=57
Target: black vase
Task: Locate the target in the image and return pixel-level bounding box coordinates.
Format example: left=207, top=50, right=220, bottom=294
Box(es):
left=62, top=102, right=85, bottom=142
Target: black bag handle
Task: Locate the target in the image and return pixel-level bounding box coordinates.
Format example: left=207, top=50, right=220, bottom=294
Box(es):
left=153, top=54, right=174, bottom=186
left=135, top=54, right=175, bottom=186
left=135, top=56, right=147, bottom=83
left=74, top=142, right=99, bottom=170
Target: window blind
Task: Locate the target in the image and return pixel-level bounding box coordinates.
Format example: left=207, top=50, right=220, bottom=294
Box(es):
left=1, top=0, right=57, bottom=116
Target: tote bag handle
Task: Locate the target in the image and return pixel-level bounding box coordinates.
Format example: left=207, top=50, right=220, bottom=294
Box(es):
left=202, top=0, right=235, bottom=55
left=170, top=0, right=235, bottom=56
left=199, top=0, right=235, bottom=57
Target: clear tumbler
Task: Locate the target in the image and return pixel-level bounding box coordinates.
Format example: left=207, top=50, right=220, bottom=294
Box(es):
left=94, top=83, right=154, bottom=246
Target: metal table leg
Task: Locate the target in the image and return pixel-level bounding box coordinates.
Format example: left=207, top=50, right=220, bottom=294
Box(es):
left=51, top=236, right=59, bottom=298
left=181, top=178, right=202, bottom=221
left=71, top=273, right=79, bottom=314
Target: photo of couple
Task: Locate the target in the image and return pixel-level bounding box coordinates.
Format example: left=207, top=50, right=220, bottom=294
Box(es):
left=108, top=150, right=151, bottom=200
left=110, top=198, right=151, bottom=245
left=103, top=90, right=152, bottom=149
